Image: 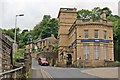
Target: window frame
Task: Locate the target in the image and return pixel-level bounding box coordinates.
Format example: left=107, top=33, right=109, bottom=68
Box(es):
left=84, top=30, right=89, bottom=39
left=83, top=44, right=89, bottom=60
left=104, top=45, right=108, bottom=60
left=94, top=30, right=99, bottom=39
left=94, top=44, right=100, bottom=60
left=104, top=31, right=107, bottom=40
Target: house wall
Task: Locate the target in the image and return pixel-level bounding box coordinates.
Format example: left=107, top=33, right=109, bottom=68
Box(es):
left=58, top=8, right=114, bottom=67
left=58, top=8, right=77, bottom=63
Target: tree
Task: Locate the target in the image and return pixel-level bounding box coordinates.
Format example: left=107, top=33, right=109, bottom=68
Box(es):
left=32, top=15, right=58, bottom=39
left=19, top=31, right=31, bottom=48
left=91, top=7, right=102, bottom=21
left=53, top=43, right=58, bottom=53
left=113, top=19, right=120, bottom=61
left=13, top=49, right=25, bottom=62
left=102, top=7, right=112, bottom=17
left=77, top=9, right=92, bottom=19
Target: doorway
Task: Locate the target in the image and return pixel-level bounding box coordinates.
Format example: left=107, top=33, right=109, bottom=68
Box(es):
left=66, top=54, right=72, bottom=65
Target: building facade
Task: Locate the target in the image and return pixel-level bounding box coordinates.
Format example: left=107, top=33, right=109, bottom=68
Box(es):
left=58, top=8, right=114, bottom=67
left=25, top=34, right=57, bottom=66
left=25, top=34, right=57, bottom=53
left=34, top=34, right=57, bottom=52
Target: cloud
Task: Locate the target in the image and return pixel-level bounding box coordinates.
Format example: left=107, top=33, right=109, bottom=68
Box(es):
left=0, top=0, right=119, bottom=30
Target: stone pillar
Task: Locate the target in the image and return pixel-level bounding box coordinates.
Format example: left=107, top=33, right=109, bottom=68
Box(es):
left=24, top=53, right=32, bottom=72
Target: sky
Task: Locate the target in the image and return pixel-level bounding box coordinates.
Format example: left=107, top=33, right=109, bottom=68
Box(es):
left=0, top=0, right=119, bottom=30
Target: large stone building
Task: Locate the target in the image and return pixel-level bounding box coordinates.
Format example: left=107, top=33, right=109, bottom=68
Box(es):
left=58, top=8, right=114, bottom=67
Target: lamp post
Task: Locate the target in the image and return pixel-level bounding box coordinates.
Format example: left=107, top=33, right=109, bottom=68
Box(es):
left=14, top=14, right=24, bottom=52
left=14, top=14, right=24, bottom=43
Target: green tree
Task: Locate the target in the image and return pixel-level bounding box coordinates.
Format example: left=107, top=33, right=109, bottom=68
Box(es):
left=102, top=7, right=112, bottom=16
left=77, top=9, right=92, bottom=19
left=53, top=43, right=58, bottom=53
left=19, top=30, right=31, bottom=48
left=91, top=7, right=102, bottom=21
left=32, top=15, right=58, bottom=39
left=13, top=49, right=25, bottom=61
left=113, top=19, right=120, bottom=61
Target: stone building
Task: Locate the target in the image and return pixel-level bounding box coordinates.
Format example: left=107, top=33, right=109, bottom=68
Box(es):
left=25, top=34, right=57, bottom=66
left=0, top=30, right=13, bottom=72
left=34, top=34, right=57, bottom=52
left=58, top=8, right=114, bottom=67
left=25, top=34, right=57, bottom=53
left=25, top=42, right=33, bottom=53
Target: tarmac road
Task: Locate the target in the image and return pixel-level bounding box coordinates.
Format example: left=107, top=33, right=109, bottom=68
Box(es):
left=30, top=58, right=118, bottom=80
left=30, top=58, right=97, bottom=78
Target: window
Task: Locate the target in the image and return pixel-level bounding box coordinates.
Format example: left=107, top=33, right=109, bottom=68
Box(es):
left=94, top=44, right=100, bottom=59
left=104, top=31, right=106, bottom=39
left=94, top=30, right=98, bottom=38
left=104, top=45, right=108, bottom=60
left=84, top=30, right=88, bottom=38
left=84, top=44, right=89, bottom=59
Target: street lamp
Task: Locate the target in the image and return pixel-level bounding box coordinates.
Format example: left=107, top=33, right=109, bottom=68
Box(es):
left=13, top=14, right=24, bottom=52
left=14, top=14, right=24, bottom=43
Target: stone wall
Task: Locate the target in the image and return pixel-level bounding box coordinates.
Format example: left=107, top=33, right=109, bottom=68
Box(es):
left=0, top=31, right=13, bottom=72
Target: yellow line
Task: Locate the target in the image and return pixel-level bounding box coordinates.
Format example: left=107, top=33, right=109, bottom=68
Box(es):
left=41, top=69, right=54, bottom=80
left=44, top=70, right=53, bottom=78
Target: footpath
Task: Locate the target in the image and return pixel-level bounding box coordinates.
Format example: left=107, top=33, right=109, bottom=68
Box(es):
left=81, top=67, right=118, bottom=78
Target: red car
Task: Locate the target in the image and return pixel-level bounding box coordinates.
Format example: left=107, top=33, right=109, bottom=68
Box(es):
left=38, top=58, right=49, bottom=66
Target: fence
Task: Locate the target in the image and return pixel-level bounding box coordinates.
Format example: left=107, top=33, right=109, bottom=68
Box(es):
left=0, top=67, right=25, bottom=80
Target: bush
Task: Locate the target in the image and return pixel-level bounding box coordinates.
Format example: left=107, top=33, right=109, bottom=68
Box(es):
left=13, top=49, right=25, bottom=62
left=105, top=61, right=120, bottom=67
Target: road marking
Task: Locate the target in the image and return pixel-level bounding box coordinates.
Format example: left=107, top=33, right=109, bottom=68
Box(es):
left=41, top=69, right=54, bottom=80
left=32, top=67, right=36, bottom=69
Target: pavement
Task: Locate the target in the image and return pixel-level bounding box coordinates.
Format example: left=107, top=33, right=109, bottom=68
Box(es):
left=81, top=67, right=118, bottom=78
left=30, top=69, right=43, bottom=78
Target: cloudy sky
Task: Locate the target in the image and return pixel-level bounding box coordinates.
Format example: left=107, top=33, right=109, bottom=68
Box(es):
left=0, top=0, right=119, bottom=30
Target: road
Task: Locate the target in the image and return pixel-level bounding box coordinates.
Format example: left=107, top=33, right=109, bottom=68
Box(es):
left=30, top=58, right=118, bottom=80
left=30, top=58, right=97, bottom=78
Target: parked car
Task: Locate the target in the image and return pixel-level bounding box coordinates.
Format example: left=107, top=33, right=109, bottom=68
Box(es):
left=38, top=58, right=49, bottom=66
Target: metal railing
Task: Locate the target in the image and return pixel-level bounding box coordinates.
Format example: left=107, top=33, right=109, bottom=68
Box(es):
left=0, top=67, right=24, bottom=79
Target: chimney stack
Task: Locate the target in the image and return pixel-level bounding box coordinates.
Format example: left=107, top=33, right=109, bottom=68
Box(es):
left=100, top=11, right=107, bottom=23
